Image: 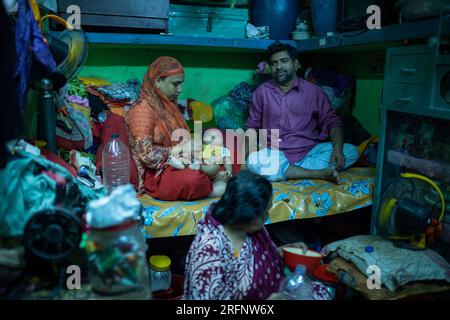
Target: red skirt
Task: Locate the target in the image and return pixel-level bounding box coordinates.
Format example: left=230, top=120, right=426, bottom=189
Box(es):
left=144, top=167, right=213, bottom=201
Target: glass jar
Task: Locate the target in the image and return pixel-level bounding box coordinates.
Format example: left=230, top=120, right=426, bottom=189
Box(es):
left=86, top=220, right=151, bottom=299
left=149, top=255, right=171, bottom=292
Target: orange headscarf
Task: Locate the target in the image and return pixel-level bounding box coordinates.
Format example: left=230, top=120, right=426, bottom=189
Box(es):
left=128, top=57, right=189, bottom=144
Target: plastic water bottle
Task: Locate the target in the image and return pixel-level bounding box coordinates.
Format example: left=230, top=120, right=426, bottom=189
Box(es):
left=102, top=133, right=130, bottom=193
left=281, top=265, right=314, bottom=300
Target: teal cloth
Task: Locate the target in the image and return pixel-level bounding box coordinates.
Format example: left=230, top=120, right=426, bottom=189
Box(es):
left=0, top=154, right=104, bottom=237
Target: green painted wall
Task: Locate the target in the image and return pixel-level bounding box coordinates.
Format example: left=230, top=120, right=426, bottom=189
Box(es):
left=353, top=79, right=383, bottom=136
left=304, top=51, right=385, bottom=136
left=79, top=45, right=261, bottom=105
left=80, top=45, right=383, bottom=136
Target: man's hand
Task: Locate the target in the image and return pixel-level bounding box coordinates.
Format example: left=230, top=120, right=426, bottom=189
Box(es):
left=330, top=148, right=345, bottom=170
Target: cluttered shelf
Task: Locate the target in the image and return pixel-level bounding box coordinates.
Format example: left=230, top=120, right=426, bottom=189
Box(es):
left=84, top=32, right=297, bottom=52
left=81, top=15, right=450, bottom=53
left=295, top=14, right=450, bottom=53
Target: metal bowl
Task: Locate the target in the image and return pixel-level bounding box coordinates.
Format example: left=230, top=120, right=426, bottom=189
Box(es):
left=395, top=0, right=450, bottom=21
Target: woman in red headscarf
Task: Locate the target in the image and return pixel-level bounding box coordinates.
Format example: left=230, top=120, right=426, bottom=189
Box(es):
left=126, top=57, right=212, bottom=200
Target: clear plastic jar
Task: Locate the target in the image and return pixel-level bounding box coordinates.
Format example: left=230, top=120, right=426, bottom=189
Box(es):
left=86, top=220, right=151, bottom=299
left=149, top=255, right=171, bottom=292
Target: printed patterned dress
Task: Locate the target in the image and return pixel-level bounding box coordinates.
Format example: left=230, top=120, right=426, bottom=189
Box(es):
left=184, top=213, right=283, bottom=300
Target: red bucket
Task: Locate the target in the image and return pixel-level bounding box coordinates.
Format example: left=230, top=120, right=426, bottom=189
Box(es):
left=153, top=274, right=184, bottom=300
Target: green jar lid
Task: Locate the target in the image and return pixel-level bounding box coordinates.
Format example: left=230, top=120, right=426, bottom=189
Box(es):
left=149, top=255, right=171, bottom=272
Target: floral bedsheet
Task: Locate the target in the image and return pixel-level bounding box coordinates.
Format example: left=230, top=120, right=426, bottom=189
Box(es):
left=139, top=167, right=376, bottom=239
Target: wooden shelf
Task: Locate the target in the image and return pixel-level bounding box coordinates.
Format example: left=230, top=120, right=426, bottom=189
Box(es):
left=84, top=33, right=296, bottom=52
left=295, top=14, right=450, bottom=53
left=66, top=14, right=450, bottom=53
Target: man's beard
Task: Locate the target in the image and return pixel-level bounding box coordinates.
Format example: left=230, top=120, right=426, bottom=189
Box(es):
left=274, top=70, right=295, bottom=85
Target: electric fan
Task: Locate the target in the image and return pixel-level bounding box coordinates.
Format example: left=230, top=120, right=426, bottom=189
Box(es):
left=377, top=172, right=446, bottom=250
left=36, top=13, right=88, bottom=152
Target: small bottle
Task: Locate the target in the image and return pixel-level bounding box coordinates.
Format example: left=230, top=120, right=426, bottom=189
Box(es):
left=149, top=255, right=171, bottom=292
left=102, top=133, right=130, bottom=193
left=281, top=264, right=314, bottom=300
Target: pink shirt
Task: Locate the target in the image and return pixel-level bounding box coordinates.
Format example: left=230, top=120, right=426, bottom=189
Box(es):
left=247, top=77, right=342, bottom=163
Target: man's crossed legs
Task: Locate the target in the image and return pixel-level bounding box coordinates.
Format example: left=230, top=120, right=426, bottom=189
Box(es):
left=247, top=142, right=359, bottom=183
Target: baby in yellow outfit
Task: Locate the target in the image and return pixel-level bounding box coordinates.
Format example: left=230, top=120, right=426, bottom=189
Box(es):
left=167, top=129, right=232, bottom=197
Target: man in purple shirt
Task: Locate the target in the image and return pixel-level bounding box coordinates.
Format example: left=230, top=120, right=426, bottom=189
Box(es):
left=245, top=42, right=358, bottom=183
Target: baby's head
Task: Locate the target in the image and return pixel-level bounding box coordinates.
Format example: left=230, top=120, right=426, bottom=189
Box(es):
left=203, top=129, right=224, bottom=147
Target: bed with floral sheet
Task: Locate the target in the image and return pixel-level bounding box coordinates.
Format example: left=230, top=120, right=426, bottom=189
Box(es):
left=139, top=167, right=375, bottom=239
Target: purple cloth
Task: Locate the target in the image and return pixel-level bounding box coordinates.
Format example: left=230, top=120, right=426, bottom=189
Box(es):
left=308, top=68, right=355, bottom=97
left=15, top=0, right=56, bottom=111
left=67, top=95, right=89, bottom=107
left=247, top=77, right=342, bottom=164
left=184, top=212, right=283, bottom=300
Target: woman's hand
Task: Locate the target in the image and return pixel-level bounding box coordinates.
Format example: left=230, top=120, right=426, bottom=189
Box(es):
left=170, top=145, right=182, bottom=157
left=185, top=140, right=202, bottom=163
left=172, top=139, right=202, bottom=161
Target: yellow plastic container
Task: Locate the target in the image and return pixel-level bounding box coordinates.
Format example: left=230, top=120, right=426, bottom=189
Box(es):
left=149, top=255, right=172, bottom=292
left=190, top=101, right=213, bottom=122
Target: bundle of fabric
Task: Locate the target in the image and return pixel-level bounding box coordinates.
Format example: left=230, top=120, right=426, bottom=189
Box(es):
left=212, top=82, right=254, bottom=130
left=322, top=235, right=450, bottom=292
left=87, top=79, right=140, bottom=106
left=96, top=80, right=140, bottom=104
left=13, top=0, right=56, bottom=111
left=86, top=79, right=140, bottom=119
left=228, top=81, right=254, bottom=113
left=0, top=153, right=103, bottom=237
left=304, top=67, right=355, bottom=111
left=55, top=99, right=93, bottom=151
left=246, top=23, right=270, bottom=40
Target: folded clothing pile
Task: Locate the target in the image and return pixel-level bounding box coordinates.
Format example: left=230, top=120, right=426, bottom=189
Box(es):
left=322, top=235, right=450, bottom=292
left=212, top=82, right=254, bottom=131
left=304, top=67, right=355, bottom=111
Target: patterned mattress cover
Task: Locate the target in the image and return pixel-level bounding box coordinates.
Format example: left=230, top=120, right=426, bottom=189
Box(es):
left=139, top=167, right=376, bottom=239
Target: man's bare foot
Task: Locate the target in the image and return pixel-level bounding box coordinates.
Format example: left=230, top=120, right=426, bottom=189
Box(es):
left=286, top=165, right=340, bottom=183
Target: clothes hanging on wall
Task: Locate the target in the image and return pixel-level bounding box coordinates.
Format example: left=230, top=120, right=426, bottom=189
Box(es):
left=14, top=0, right=56, bottom=111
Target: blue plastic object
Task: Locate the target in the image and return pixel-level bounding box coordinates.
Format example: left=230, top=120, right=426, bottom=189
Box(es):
left=364, top=245, right=374, bottom=253
left=311, top=0, right=337, bottom=36
left=251, top=0, right=301, bottom=40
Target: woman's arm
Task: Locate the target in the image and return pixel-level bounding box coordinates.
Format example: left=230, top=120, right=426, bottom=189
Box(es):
left=133, top=137, right=170, bottom=171
left=127, top=102, right=173, bottom=170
